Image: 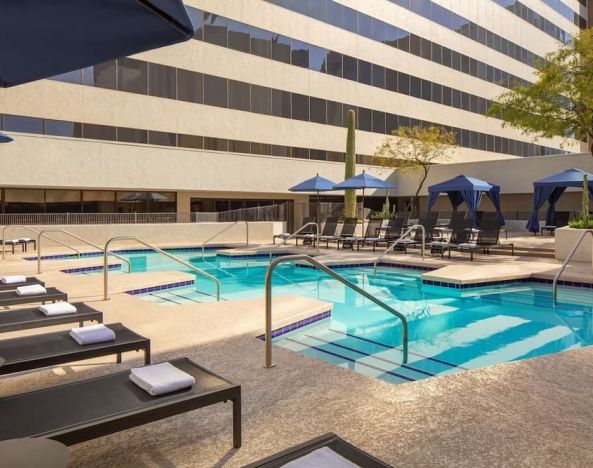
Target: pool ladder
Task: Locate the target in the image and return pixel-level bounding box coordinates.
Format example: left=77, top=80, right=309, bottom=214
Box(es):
left=264, top=254, right=409, bottom=368
left=552, top=229, right=593, bottom=304
left=268, top=221, right=320, bottom=260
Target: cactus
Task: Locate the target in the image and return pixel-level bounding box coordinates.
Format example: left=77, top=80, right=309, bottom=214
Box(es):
left=344, top=109, right=357, bottom=218
left=582, top=174, right=590, bottom=223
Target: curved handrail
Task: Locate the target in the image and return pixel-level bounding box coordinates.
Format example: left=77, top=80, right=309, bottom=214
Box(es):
left=269, top=221, right=320, bottom=260
left=36, top=229, right=132, bottom=274
left=2, top=225, right=80, bottom=260
left=264, top=254, right=408, bottom=367
left=103, top=236, right=220, bottom=301
left=373, top=224, right=425, bottom=273
left=553, top=229, right=593, bottom=304
left=201, top=221, right=249, bottom=261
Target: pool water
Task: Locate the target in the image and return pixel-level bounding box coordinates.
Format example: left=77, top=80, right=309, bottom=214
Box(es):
left=73, top=250, right=593, bottom=384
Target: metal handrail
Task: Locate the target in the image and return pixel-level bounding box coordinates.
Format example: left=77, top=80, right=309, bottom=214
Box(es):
left=36, top=229, right=132, bottom=274
left=264, top=254, right=408, bottom=368
left=269, top=222, right=320, bottom=260
left=201, top=221, right=249, bottom=261
left=2, top=225, right=80, bottom=260
left=103, top=236, right=221, bottom=301
left=552, top=229, right=593, bottom=303
left=373, top=224, right=426, bottom=273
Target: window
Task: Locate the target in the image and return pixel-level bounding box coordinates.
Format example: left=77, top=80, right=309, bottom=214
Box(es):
left=326, top=51, right=342, bottom=77
left=310, top=149, right=326, bottom=160
left=45, top=119, right=82, bottom=138
left=372, top=111, right=385, bottom=134
left=291, top=39, right=309, bottom=68
left=409, top=34, right=421, bottom=56
left=117, top=127, right=148, bottom=144
left=251, top=85, right=272, bottom=115
left=289, top=0, right=308, bottom=14
left=148, top=131, right=176, bottom=146
left=357, top=107, right=372, bottom=131
left=272, top=89, right=291, bottom=118
left=384, top=24, right=399, bottom=47
left=410, top=76, right=421, bottom=98
left=83, top=124, right=116, bottom=141
left=342, top=55, right=357, bottom=81
left=228, top=80, right=250, bottom=111
left=228, top=140, right=251, bottom=153
left=357, top=13, right=372, bottom=38
left=83, top=61, right=116, bottom=89
left=309, top=0, right=326, bottom=21
left=52, top=70, right=81, bottom=84
left=386, top=114, right=398, bottom=134
left=203, top=75, right=227, bottom=107
left=358, top=60, right=371, bottom=85
left=309, top=44, right=327, bottom=72
left=397, top=72, right=410, bottom=95
left=432, top=83, right=442, bottom=104
left=421, top=79, right=431, bottom=101
left=2, top=115, right=42, bottom=134
left=148, top=63, right=176, bottom=99
left=117, top=58, right=147, bottom=94
left=204, top=13, right=227, bottom=46
left=82, top=190, right=115, bottom=213
left=251, top=142, right=271, bottom=155
left=177, top=70, right=203, bottom=104
left=326, top=1, right=342, bottom=28
left=371, top=18, right=385, bottom=42
left=178, top=134, right=203, bottom=149
left=251, top=26, right=271, bottom=58
left=310, top=97, right=326, bottom=124
left=292, top=147, right=310, bottom=159
left=271, top=34, right=291, bottom=63
left=203, top=137, right=228, bottom=151
left=385, top=69, right=397, bottom=92
left=420, top=38, right=431, bottom=60
left=228, top=20, right=250, bottom=52
left=291, top=93, right=310, bottom=121
left=326, top=101, right=343, bottom=126
left=187, top=7, right=203, bottom=40
left=5, top=189, right=44, bottom=214
left=271, top=145, right=291, bottom=157
left=372, top=64, right=385, bottom=89
left=342, top=6, right=357, bottom=32
left=45, top=190, right=82, bottom=213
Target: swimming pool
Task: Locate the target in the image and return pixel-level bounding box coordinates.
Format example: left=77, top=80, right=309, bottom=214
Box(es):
left=62, top=248, right=593, bottom=384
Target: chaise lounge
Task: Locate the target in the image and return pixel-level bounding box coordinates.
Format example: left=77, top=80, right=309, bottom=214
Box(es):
left=0, top=302, right=103, bottom=333
left=0, top=287, right=67, bottom=306
left=0, top=276, right=44, bottom=292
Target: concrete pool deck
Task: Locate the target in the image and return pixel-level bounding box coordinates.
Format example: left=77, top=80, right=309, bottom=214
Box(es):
left=1, top=243, right=593, bottom=466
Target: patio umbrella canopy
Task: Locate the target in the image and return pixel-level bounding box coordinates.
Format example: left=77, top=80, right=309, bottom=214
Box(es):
left=120, top=192, right=169, bottom=202
left=527, top=168, right=593, bottom=233
left=0, top=0, right=196, bottom=87
left=0, top=132, right=13, bottom=143
left=427, top=175, right=504, bottom=227
left=289, top=174, right=336, bottom=223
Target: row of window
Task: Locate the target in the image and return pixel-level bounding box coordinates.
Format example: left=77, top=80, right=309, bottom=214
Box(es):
left=47, top=57, right=565, bottom=156
left=494, top=0, right=574, bottom=43
left=262, top=0, right=544, bottom=69
left=538, top=0, right=587, bottom=27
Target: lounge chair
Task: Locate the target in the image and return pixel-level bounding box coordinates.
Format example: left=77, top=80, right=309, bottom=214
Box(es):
left=1, top=239, right=26, bottom=255
left=429, top=220, right=471, bottom=258
left=273, top=217, right=314, bottom=245
left=245, top=432, right=390, bottom=467
left=0, top=287, right=67, bottom=306
left=0, top=302, right=102, bottom=333
left=452, top=226, right=514, bottom=261
left=392, top=211, right=439, bottom=253
left=381, top=216, right=405, bottom=242
left=0, top=357, right=241, bottom=448
left=309, top=217, right=339, bottom=248
left=0, top=276, right=44, bottom=292
left=540, top=211, right=570, bottom=236
left=0, top=322, right=150, bottom=375
left=332, top=218, right=359, bottom=249
left=351, top=218, right=385, bottom=251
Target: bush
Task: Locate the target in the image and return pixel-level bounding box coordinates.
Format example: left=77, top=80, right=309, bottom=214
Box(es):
left=568, top=218, right=593, bottom=229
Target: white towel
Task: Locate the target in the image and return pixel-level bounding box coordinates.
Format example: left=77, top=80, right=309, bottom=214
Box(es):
left=69, top=324, right=115, bottom=345
left=1, top=275, right=27, bottom=284
left=282, top=447, right=359, bottom=468
left=18, top=237, right=31, bottom=242
left=129, top=362, right=195, bottom=396
left=16, top=284, right=47, bottom=296
left=39, top=302, right=77, bottom=316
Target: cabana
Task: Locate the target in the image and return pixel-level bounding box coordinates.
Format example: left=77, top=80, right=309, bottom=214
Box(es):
left=527, top=168, right=593, bottom=233
left=427, top=175, right=504, bottom=227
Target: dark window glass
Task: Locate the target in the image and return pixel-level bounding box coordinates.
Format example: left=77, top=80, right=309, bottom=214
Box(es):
left=326, top=100, right=343, bottom=126
left=409, top=34, right=421, bottom=56
left=398, top=72, right=410, bottom=95
left=309, top=0, right=326, bottom=21
left=385, top=69, right=397, bottom=92
left=272, top=89, right=291, bottom=118
left=251, top=26, right=272, bottom=58
left=431, top=43, right=442, bottom=63
left=271, top=34, right=291, bottom=63
left=470, top=95, right=479, bottom=113
left=386, top=114, right=398, bottom=134
left=310, top=149, right=326, bottom=160
left=327, top=151, right=344, bottom=162
left=290, top=0, right=308, bottom=14
left=357, top=13, right=372, bottom=38
left=292, top=147, right=309, bottom=159
left=432, top=83, right=442, bottom=104
left=461, top=55, right=470, bottom=74
left=187, top=7, right=203, bottom=40
left=371, top=17, right=385, bottom=42
left=82, top=61, right=116, bottom=89
left=441, top=47, right=451, bottom=67
left=372, top=110, right=385, bottom=134
left=451, top=89, right=461, bottom=109
left=342, top=6, right=357, bottom=33
left=229, top=140, right=251, bottom=153
left=421, top=79, right=431, bottom=100
left=148, top=131, right=176, bottom=146
left=357, top=107, right=372, bottom=131
left=384, top=24, right=398, bottom=47
left=420, top=38, right=431, bottom=59
left=203, top=137, right=228, bottom=151
left=251, top=85, right=272, bottom=115
left=396, top=31, right=410, bottom=52
left=371, top=64, right=385, bottom=89
left=271, top=145, right=291, bottom=157
left=291, top=93, right=310, bottom=121
left=343, top=55, right=357, bottom=81
left=204, top=13, right=227, bottom=46
left=251, top=142, right=271, bottom=155
left=177, top=70, right=203, bottom=104
left=228, top=20, right=250, bottom=53
left=326, top=51, right=342, bottom=77
left=442, top=86, right=452, bottom=106
left=358, top=60, right=372, bottom=85
left=309, top=44, right=327, bottom=72
left=83, top=124, right=116, bottom=141
left=228, top=80, right=250, bottom=111
left=410, top=76, right=421, bottom=98
left=399, top=116, right=410, bottom=128
left=326, top=1, right=342, bottom=28
left=203, top=75, right=227, bottom=107
left=45, top=119, right=82, bottom=137
left=178, top=134, right=203, bottom=149
left=117, top=127, right=147, bottom=143
left=461, top=92, right=469, bottom=111
left=310, top=97, right=326, bottom=124
left=117, top=58, right=147, bottom=94
left=148, top=63, right=176, bottom=99
left=451, top=51, right=461, bottom=71
left=51, top=70, right=81, bottom=84
left=2, top=115, right=43, bottom=134
left=291, top=39, right=309, bottom=68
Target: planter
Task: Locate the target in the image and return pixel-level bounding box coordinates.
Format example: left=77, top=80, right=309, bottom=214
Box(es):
left=554, top=227, right=593, bottom=261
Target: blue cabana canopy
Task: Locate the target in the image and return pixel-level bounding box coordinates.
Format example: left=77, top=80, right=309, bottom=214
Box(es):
left=0, top=0, right=196, bottom=87
left=527, top=168, right=593, bottom=233
left=427, top=175, right=504, bottom=227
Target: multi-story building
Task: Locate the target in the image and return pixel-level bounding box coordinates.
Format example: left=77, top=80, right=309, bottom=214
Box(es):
left=0, top=0, right=589, bottom=216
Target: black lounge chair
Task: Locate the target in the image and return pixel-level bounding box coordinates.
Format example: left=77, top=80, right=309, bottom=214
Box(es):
left=429, top=220, right=471, bottom=257
left=0, top=322, right=150, bottom=375
left=393, top=211, right=439, bottom=253
left=334, top=218, right=360, bottom=249
left=273, top=217, right=314, bottom=245
left=452, top=226, right=514, bottom=261
left=352, top=218, right=385, bottom=251
left=0, top=357, right=241, bottom=448
left=0, top=277, right=44, bottom=292
left=0, top=287, right=67, bottom=306
left=381, top=216, right=405, bottom=242
left=245, top=432, right=390, bottom=467
left=313, top=217, right=339, bottom=248
left=0, top=302, right=102, bottom=333
left=540, top=211, right=570, bottom=236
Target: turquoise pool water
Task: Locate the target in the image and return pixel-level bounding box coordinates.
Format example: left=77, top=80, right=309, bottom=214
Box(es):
left=69, top=250, right=593, bottom=384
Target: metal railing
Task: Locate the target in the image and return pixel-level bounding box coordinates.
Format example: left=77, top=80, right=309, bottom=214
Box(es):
left=264, top=255, right=408, bottom=368
left=552, top=229, right=593, bottom=304
left=103, top=236, right=221, bottom=301
left=373, top=224, right=426, bottom=273
left=1, top=225, right=80, bottom=260
left=269, top=221, right=319, bottom=260
left=36, top=229, right=132, bottom=274
left=201, top=221, right=249, bottom=261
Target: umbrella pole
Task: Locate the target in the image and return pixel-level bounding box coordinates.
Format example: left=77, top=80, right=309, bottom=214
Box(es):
left=361, top=188, right=365, bottom=235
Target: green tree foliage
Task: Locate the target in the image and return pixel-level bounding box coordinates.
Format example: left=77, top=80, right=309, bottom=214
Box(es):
left=344, top=109, right=357, bottom=218
left=487, top=28, right=593, bottom=154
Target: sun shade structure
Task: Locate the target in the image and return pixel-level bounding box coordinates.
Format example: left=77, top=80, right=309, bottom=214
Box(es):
left=0, top=0, right=196, bottom=88
left=527, top=168, right=593, bottom=233
left=289, top=174, right=336, bottom=222
left=120, top=192, right=169, bottom=202
left=427, top=175, right=504, bottom=227
left=0, top=132, right=13, bottom=143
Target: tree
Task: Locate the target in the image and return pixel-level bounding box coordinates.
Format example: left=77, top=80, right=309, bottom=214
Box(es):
left=373, top=126, right=456, bottom=214
left=344, top=109, right=357, bottom=218
left=487, top=28, right=593, bottom=155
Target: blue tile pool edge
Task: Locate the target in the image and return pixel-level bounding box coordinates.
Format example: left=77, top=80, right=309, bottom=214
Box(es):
left=61, top=263, right=122, bottom=274
left=126, top=280, right=195, bottom=295
left=256, top=309, right=332, bottom=340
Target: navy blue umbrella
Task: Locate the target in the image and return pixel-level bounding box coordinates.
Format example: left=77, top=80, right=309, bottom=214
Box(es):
left=0, top=0, right=196, bottom=87
left=0, top=132, right=13, bottom=143
left=289, top=174, right=336, bottom=222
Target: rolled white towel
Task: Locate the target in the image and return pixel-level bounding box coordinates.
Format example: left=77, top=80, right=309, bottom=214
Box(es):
left=39, top=302, right=77, bottom=316
left=282, top=447, right=359, bottom=468
left=16, top=284, right=47, bottom=296
left=129, top=362, right=195, bottom=396
left=1, top=275, right=27, bottom=284
left=69, top=324, right=115, bottom=345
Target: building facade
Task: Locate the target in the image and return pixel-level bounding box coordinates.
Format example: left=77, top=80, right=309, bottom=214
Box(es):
left=0, top=0, right=589, bottom=215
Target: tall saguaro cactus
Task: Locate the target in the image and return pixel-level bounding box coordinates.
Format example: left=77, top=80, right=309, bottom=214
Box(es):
left=582, top=175, right=590, bottom=223
left=344, top=109, right=357, bottom=218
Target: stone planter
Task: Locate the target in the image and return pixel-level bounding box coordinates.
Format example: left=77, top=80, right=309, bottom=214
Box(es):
left=554, top=226, right=593, bottom=261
